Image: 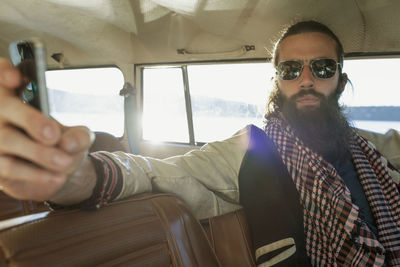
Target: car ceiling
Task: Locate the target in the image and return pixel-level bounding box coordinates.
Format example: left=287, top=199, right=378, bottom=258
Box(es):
left=1, top=0, right=400, bottom=67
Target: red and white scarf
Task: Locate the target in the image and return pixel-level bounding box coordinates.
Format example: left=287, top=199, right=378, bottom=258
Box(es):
left=265, top=116, right=400, bottom=266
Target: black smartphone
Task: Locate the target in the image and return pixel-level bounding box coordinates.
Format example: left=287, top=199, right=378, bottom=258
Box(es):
left=9, top=39, right=50, bottom=116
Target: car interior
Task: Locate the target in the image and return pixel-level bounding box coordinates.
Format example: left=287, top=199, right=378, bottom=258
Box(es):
left=0, top=0, right=400, bottom=266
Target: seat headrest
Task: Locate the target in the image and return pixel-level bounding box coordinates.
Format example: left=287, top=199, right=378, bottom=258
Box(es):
left=89, top=132, right=126, bottom=152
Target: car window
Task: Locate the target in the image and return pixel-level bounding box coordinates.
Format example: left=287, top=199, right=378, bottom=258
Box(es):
left=46, top=67, right=125, bottom=137
left=142, top=67, right=189, bottom=143
left=141, top=62, right=273, bottom=144
left=342, top=58, right=400, bottom=134
left=187, top=63, right=273, bottom=142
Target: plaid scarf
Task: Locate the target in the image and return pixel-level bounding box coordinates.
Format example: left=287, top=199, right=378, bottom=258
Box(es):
left=264, top=116, right=400, bottom=266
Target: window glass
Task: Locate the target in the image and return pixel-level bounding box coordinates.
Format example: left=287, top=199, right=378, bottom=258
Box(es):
left=188, top=63, right=273, bottom=142
left=46, top=67, right=125, bottom=137
left=142, top=67, right=189, bottom=142
left=341, top=58, right=400, bottom=133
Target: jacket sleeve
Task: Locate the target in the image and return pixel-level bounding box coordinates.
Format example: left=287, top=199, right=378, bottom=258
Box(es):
left=90, top=126, right=251, bottom=219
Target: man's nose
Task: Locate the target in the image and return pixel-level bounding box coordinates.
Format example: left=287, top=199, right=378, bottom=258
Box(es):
left=299, top=65, right=314, bottom=88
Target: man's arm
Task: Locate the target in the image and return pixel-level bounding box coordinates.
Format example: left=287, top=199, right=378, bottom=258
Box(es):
left=86, top=126, right=250, bottom=219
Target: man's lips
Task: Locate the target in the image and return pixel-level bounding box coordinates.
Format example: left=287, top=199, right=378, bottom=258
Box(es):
left=296, top=94, right=320, bottom=105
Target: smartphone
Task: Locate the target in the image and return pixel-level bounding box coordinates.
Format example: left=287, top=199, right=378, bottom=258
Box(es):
left=9, top=39, right=50, bottom=116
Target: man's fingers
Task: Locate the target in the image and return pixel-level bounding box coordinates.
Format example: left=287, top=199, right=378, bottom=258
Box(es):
left=0, top=58, right=60, bottom=145
left=58, top=126, right=95, bottom=154
left=0, top=156, right=65, bottom=184
left=0, top=96, right=61, bottom=145
left=56, top=126, right=95, bottom=177
left=0, top=126, right=73, bottom=172
left=0, top=58, right=22, bottom=91
left=0, top=58, right=82, bottom=202
left=0, top=157, right=66, bottom=201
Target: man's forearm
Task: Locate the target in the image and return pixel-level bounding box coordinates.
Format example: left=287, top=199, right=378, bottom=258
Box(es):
left=49, top=155, right=97, bottom=205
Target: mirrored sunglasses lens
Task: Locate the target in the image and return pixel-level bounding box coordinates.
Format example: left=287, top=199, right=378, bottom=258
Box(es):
left=311, top=59, right=337, bottom=79
left=278, top=61, right=302, bottom=80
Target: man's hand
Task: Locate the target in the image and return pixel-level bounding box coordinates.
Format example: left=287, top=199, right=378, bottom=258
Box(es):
left=0, top=58, right=96, bottom=203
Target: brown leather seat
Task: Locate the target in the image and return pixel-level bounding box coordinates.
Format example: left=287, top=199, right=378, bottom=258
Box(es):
left=0, top=194, right=220, bottom=266
left=89, top=131, right=127, bottom=153
left=0, top=192, right=49, bottom=221
left=202, top=209, right=256, bottom=267
left=0, top=194, right=255, bottom=267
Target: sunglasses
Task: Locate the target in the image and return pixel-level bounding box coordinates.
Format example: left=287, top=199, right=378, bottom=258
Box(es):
left=277, top=58, right=341, bottom=80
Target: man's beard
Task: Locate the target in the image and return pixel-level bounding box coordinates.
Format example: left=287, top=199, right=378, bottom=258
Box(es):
left=279, top=87, right=353, bottom=161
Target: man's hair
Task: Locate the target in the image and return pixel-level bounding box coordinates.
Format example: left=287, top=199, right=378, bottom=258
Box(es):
left=272, top=20, right=344, bottom=67
left=266, top=20, right=345, bottom=115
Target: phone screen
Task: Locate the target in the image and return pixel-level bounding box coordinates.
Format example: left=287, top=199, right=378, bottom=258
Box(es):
left=9, top=40, right=50, bottom=116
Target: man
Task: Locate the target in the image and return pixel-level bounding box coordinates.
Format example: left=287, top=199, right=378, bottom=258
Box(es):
left=0, top=21, right=399, bottom=266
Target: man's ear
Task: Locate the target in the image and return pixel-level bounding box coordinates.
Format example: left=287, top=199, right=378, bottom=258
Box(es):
left=339, top=73, right=348, bottom=93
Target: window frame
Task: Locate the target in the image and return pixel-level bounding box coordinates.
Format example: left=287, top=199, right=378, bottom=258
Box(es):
left=135, top=58, right=269, bottom=146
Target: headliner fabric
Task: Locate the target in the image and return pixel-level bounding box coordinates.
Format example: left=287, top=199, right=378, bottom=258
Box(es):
left=2, top=0, right=400, bottom=65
